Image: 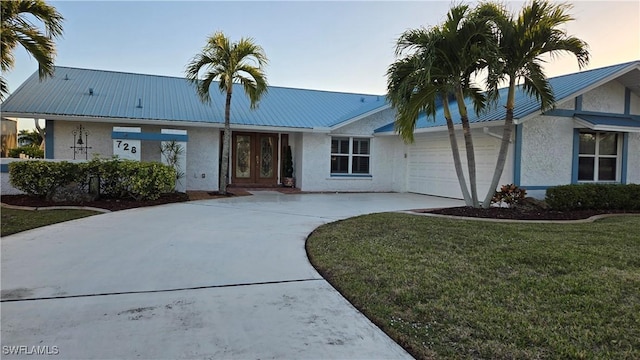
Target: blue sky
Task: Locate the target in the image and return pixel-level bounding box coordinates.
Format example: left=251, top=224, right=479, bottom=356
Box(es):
left=5, top=0, right=640, bottom=129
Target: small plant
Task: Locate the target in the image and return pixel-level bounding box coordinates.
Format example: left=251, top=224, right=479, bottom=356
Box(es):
left=491, top=184, right=527, bottom=208
left=283, top=145, right=293, bottom=178
left=160, top=141, right=186, bottom=184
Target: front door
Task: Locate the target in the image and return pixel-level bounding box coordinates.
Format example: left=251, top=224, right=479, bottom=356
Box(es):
left=232, top=133, right=278, bottom=185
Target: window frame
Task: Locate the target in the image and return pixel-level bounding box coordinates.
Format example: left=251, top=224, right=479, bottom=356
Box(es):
left=330, top=136, right=371, bottom=176
left=577, top=131, right=622, bottom=183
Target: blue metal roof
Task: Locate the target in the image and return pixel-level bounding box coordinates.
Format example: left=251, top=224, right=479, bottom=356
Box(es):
left=375, top=61, right=640, bottom=133
left=576, top=114, right=640, bottom=128
left=1, top=67, right=386, bottom=129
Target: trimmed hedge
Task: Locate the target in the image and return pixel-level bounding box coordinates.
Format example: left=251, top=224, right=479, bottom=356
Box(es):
left=9, top=161, right=87, bottom=199
left=9, top=159, right=176, bottom=201
left=545, top=184, right=640, bottom=211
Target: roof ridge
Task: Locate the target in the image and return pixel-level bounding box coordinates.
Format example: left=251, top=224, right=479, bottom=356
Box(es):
left=53, top=66, right=385, bottom=97
left=546, top=60, right=639, bottom=81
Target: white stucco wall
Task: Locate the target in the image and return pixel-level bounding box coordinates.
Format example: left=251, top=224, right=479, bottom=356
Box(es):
left=581, top=80, right=626, bottom=113
left=556, top=99, right=575, bottom=110
left=520, top=116, right=574, bottom=188
left=296, top=108, right=403, bottom=192
left=333, top=108, right=395, bottom=135
left=628, top=132, right=640, bottom=184
left=49, top=120, right=219, bottom=191
left=299, top=132, right=402, bottom=192
left=630, top=91, right=640, bottom=115
left=185, top=128, right=219, bottom=191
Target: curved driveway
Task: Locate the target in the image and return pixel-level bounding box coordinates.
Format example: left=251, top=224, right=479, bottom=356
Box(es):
left=1, top=192, right=462, bottom=359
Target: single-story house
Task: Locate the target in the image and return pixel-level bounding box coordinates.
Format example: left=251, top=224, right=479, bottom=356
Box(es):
left=1, top=60, right=639, bottom=199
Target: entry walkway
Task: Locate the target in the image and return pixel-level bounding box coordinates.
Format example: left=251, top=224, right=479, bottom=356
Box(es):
left=1, top=193, right=463, bottom=359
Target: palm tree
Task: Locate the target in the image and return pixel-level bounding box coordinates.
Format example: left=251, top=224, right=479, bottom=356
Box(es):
left=387, top=4, right=496, bottom=207
left=185, top=31, right=268, bottom=195
left=387, top=37, right=474, bottom=206
left=1, top=0, right=64, bottom=100
left=18, top=129, right=43, bottom=146
left=480, top=1, right=589, bottom=208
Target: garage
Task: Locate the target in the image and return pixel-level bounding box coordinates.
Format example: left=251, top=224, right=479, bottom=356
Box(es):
left=406, top=130, right=513, bottom=199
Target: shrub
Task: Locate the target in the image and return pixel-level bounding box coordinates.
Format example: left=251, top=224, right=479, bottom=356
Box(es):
left=546, top=184, right=640, bottom=211
left=9, top=161, right=87, bottom=199
left=8, top=146, right=44, bottom=159
left=491, top=184, right=527, bottom=208
left=85, top=158, right=176, bottom=200
left=9, top=159, right=176, bottom=201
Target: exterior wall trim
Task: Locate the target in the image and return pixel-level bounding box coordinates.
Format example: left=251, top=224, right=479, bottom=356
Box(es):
left=621, top=132, right=629, bottom=184
left=571, top=128, right=580, bottom=184
left=625, top=88, right=631, bottom=115
left=513, top=124, right=522, bottom=186
left=112, top=131, right=188, bottom=142
left=45, top=119, right=54, bottom=159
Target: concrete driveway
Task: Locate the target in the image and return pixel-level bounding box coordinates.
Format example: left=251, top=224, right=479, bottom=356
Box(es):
left=1, top=192, right=462, bottom=359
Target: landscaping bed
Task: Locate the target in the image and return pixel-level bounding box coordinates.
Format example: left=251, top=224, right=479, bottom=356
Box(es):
left=424, top=206, right=640, bottom=220
left=1, top=193, right=190, bottom=212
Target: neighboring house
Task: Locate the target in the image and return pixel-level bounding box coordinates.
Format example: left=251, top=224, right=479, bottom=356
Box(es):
left=1, top=61, right=639, bottom=199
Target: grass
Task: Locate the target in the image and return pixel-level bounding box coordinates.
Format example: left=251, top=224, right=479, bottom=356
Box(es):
left=306, top=213, right=640, bottom=360
left=1, top=206, right=100, bottom=236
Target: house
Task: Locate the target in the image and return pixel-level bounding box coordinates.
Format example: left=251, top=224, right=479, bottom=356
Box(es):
left=1, top=61, right=639, bottom=199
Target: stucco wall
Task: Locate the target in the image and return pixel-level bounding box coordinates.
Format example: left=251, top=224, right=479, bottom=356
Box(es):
left=520, top=116, right=574, bottom=189
left=581, top=80, right=626, bottom=113
left=185, top=128, right=219, bottom=191
left=293, top=108, right=401, bottom=192
left=299, top=132, right=401, bottom=192
left=333, top=108, right=395, bottom=135
left=628, top=132, right=640, bottom=184
left=50, top=120, right=219, bottom=191
left=630, top=91, right=640, bottom=115
left=556, top=99, right=575, bottom=110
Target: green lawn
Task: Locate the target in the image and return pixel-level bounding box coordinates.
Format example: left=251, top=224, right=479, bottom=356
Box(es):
left=306, top=213, right=640, bottom=360
left=1, top=207, right=100, bottom=236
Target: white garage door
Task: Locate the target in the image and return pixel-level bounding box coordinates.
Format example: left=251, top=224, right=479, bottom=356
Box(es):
left=407, top=131, right=513, bottom=199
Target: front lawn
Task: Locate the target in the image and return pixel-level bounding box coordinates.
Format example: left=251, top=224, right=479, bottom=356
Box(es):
left=1, top=207, right=100, bottom=236
left=306, top=213, right=640, bottom=359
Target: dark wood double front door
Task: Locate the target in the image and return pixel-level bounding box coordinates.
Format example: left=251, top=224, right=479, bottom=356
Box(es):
left=231, top=132, right=278, bottom=185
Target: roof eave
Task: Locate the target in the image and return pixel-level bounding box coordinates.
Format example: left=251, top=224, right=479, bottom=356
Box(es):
left=516, top=62, right=640, bottom=125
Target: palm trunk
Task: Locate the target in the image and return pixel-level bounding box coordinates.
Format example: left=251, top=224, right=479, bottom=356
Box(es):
left=455, top=85, right=478, bottom=207
left=219, top=89, right=233, bottom=195
left=482, top=77, right=516, bottom=208
left=35, top=119, right=46, bottom=152
left=442, top=95, right=473, bottom=206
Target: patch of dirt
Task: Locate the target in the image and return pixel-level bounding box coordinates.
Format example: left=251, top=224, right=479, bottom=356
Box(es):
left=423, top=206, right=640, bottom=220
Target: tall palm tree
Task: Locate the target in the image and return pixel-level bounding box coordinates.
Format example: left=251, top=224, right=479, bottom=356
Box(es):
left=185, top=31, right=268, bottom=195
left=1, top=0, right=64, bottom=100
left=480, top=1, right=589, bottom=208
left=387, top=38, right=474, bottom=206
left=388, top=4, right=496, bottom=207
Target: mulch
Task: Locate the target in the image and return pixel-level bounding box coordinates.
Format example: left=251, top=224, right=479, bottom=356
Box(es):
left=423, top=206, right=640, bottom=220
left=0, top=193, right=192, bottom=212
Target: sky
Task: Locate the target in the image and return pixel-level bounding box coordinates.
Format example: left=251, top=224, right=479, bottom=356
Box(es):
left=4, top=0, right=640, bottom=130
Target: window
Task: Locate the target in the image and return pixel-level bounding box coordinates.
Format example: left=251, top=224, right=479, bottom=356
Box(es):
left=578, top=131, right=620, bottom=182
left=331, top=137, right=370, bottom=175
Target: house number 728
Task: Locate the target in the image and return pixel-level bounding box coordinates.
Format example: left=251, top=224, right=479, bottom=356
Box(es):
left=116, top=140, right=137, bottom=154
